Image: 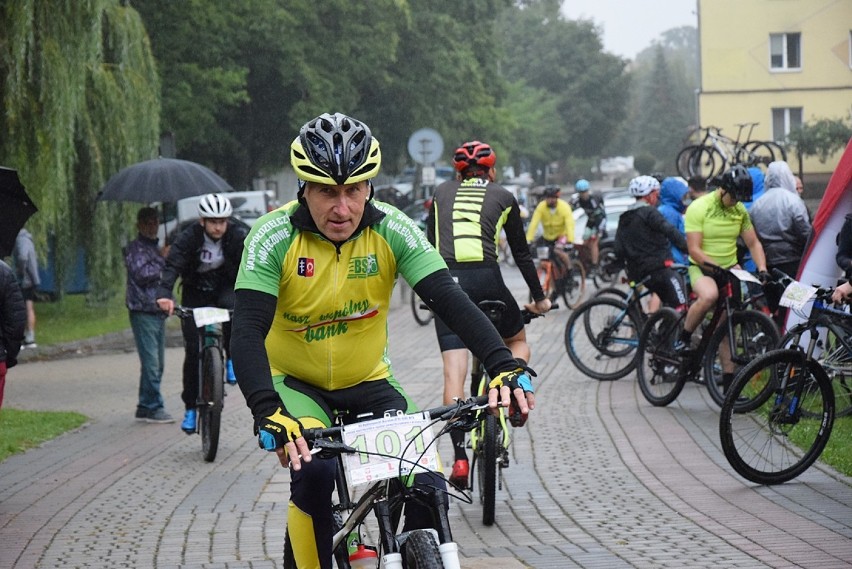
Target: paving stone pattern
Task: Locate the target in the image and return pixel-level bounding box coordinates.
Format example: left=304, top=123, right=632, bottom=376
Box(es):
left=1, top=269, right=851, bottom=568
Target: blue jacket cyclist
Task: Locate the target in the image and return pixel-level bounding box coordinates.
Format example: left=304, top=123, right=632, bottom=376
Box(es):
left=231, top=112, right=535, bottom=569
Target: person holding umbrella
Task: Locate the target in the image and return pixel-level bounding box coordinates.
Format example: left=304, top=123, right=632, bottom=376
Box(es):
left=155, top=194, right=248, bottom=433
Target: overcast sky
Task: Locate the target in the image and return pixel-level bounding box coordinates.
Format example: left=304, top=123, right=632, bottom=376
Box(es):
left=560, top=0, right=698, bottom=59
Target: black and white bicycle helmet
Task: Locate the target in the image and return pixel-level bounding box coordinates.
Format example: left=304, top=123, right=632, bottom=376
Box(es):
left=197, top=193, right=233, bottom=218
left=628, top=175, right=660, bottom=197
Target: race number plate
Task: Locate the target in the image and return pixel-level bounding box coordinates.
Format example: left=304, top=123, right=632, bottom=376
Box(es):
left=192, top=307, right=230, bottom=327
left=779, top=281, right=817, bottom=310
left=341, top=412, right=437, bottom=487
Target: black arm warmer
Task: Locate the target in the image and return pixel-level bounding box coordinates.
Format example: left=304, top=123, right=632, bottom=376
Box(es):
left=413, top=270, right=520, bottom=375
left=231, top=288, right=282, bottom=418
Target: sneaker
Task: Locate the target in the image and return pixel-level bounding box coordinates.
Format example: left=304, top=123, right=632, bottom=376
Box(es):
left=135, top=409, right=149, bottom=422
left=22, top=341, right=37, bottom=349
left=181, top=409, right=198, bottom=434
left=449, top=459, right=469, bottom=489
left=147, top=408, right=176, bottom=424
left=226, top=359, right=237, bottom=385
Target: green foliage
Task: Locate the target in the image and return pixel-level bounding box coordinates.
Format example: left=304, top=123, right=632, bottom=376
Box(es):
left=36, top=292, right=130, bottom=346
left=787, top=115, right=852, bottom=163
left=496, top=0, right=629, bottom=176
left=0, top=0, right=160, bottom=297
left=0, top=408, right=88, bottom=463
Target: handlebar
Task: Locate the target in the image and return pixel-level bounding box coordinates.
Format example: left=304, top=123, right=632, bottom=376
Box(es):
left=301, top=395, right=491, bottom=447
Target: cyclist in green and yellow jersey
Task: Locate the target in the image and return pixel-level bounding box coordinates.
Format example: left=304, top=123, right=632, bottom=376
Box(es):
left=231, top=113, right=536, bottom=569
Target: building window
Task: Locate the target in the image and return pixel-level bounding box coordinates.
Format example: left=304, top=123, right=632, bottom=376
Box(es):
left=772, top=107, right=803, bottom=141
left=770, top=33, right=801, bottom=70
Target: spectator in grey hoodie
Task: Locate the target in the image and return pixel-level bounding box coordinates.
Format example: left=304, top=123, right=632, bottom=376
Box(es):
left=13, top=228, right=40, bottom=347
left=750, top=161, right=812, bottom=327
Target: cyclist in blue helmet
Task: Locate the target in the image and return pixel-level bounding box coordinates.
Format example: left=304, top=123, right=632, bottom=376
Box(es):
left=571, top=179, right=605, bottom=274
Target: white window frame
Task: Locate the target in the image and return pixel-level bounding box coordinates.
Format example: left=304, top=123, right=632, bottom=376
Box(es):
left=769, top=32, right=802, bottom=72
left=772, top=107, right=803, bottom=142
left=849, top=30, right=852, bottom=69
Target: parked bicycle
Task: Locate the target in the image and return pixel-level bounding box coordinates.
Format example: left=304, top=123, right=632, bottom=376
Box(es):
left=174, top=305, right=233, bottom=462
left=636, top=264, right=779, bottom=407
left=282, top=395, right=490, bottom=568
left=675, top=124, right=787, bottom=179
left=467, top=300, right=551, bottom=526
left=533, top=241, right=585, bottom=309
left=719, top=282, right=845, bottom=484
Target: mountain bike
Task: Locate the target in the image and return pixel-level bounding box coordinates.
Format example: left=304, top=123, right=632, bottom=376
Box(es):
left=719, top=283, right=844, bottom=484
left=282, top=395, right=490, bottom=569
left=533, top=242, right=585, bottom=309
left=467, top=301, right=549, bottom=526
left=675, top=124, right=787, bottom=179
left=636, top=264, right=779, bottom=407
left=174, top=306, right=232, bottom=462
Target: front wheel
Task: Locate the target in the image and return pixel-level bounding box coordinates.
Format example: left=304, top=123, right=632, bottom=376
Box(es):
left=564, top=297, right=642, bottom=381
left=703, top=310, right=780, bottom=407
left=200, top=345, right=224, bottom=462
left=475, top=412, right=498, bottom=526
left=719, top=349, right=835, bottom=484
left=636, top=308, right=688, bottom=406
left=402, top=529, right=444, bottom=569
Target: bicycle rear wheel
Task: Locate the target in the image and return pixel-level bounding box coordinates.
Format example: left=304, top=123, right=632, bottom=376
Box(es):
left=703, top=310, right=780, bottom=407
left=719, top=349, right=835, bottom=485
left=402, top=529, right=444, bottom=568
left=200, top=345, right=224, bottom=462
left=410, top=289, right=433, bottom=326
left=474, top=412, right=498, bottom=526
left=564, top=297, right=641, bottom=380
left=636, top=308, right=688, bottom=406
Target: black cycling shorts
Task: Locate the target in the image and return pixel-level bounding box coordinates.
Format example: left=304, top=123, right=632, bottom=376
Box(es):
left=434, top=264, right=524, bottom=351
left=644, top=267, right=688, bottom=309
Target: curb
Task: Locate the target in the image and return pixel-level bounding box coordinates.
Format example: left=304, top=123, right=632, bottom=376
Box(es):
left=17, top=326, right=184, bottom=363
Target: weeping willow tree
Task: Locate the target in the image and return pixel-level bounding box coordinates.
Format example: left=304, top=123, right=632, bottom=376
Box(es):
left=0, top=0, right=160, bottom=298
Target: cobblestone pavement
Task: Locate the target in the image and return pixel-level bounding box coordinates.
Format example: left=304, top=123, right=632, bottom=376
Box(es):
left=2, top=269, right=851, bottom=568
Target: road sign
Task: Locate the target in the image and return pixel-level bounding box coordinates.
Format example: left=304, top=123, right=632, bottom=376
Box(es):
left=407, top=128, right=443, bottom=165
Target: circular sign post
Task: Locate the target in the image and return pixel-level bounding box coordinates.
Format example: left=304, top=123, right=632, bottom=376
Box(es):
left=407, top=129, right=444, bottom=200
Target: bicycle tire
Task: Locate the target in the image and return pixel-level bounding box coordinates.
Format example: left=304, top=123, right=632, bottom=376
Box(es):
left=594, top=286, right=628, bottom=301
left=200, top=345, right=223, bottom=462
left=703, top=310, right=780, bottom=407
left=476, top=412, right=498, bottom=526
left=402, top=529, right=444, bottom=569
left=559, top=262, right=586, bottom=309
left=719, top=349, right=835, bottom=485
left=683, top=144, right=726, bottom=179
left=593, top=244, right=622, bottom=287
left=744, top=140, right=787, bottom=163
left=564, top=297, right=642, bottom=381
left=636, top=308, right=688, bottom=406
left=781, top=322, right=852, bottom=418
left=410, top=289, right=433, bottom=326
left=737, top=141, right=775, bottom=167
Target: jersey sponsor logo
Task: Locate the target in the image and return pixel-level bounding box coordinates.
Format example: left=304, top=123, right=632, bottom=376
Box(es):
left=297, top=257, right=315, bottom=277
left=348, top=254, right=378, bottom=279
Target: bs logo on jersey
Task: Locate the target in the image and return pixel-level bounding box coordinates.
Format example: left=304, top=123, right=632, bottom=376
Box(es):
left=348, top=254, right=378, bottom=279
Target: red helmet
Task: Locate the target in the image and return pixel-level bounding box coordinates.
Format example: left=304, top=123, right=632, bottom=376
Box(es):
left=452, top=141, right=496, bottom=173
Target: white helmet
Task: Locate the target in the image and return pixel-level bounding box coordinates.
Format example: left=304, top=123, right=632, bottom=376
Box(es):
left=197, top=193, right=233, bottom=218
left=628, top=175, right=660, bottom=197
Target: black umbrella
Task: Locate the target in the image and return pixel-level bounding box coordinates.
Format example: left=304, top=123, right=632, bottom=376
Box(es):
left=0, top=167, right=38, bottom=258
left=97, top=157, right=233, bottom=203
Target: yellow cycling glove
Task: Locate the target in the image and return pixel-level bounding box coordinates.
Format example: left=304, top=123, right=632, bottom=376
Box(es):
left=488, top=366, right=536, bottom=393
left=255, top=407, right=304, bottom=451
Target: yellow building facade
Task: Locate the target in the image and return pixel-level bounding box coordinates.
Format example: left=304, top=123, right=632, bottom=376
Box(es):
left=697, top=0, right=852, bottom=183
